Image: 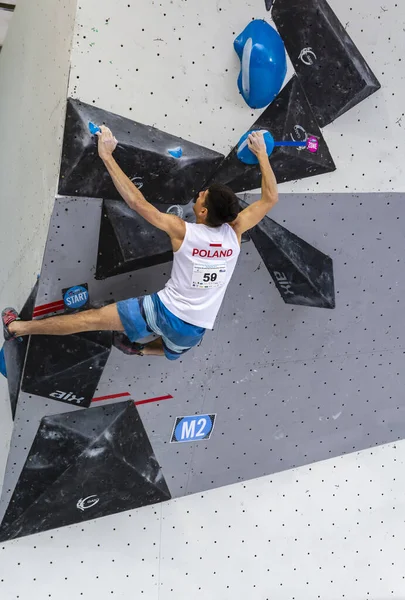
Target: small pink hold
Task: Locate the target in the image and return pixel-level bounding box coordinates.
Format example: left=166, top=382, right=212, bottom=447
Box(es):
left=306, top=136, right=319, bottom=153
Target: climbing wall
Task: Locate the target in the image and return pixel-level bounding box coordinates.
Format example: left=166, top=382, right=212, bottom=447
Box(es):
left=1, top=0, right=404, bottom=550
left=1, top=190, right=404, bottom=540
left=0, top=0, right=405, bottom=596
left=68, top=0, right=402, bottom=194
left=0, top=0, right=77, bottom=491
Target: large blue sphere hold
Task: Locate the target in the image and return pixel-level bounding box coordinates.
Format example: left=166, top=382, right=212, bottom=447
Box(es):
left=237, top=130, right=275, bottom=165
left=234, top=20, right=287, bottom=109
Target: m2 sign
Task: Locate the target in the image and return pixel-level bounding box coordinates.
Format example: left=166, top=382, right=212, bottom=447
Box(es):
left=171, top=414, right=216, bottom=443
left=62, top=283, right=89, bottom=312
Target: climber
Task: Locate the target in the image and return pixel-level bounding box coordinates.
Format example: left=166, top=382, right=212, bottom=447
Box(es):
left=2, top=128, right=278, bottom=360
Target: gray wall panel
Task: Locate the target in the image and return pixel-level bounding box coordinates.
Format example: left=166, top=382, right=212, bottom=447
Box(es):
left=2, top=192, right=404, bottom=507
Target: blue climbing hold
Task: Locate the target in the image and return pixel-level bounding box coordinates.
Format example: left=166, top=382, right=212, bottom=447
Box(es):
left=0, top=346, right=7, bottom=378
left=237, top=130, right=275, bottom=165
left=89, top=122, right=101, bottom=135
left=168, top=147, right=183, bottom=159
left=234, top=20, right=287, bottom=109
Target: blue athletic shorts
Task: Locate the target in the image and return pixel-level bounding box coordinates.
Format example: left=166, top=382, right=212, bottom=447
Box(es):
left=116, top=293, right=205, bottom=361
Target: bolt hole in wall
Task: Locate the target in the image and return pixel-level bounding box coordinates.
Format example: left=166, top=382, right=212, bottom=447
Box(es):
left=0, top=0, right=405, bottom=597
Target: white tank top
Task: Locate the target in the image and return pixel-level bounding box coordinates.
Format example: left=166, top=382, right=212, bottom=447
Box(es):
left=158, top=222, right=241, bottom=329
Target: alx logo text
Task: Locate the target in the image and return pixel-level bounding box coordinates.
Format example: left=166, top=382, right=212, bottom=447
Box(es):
left=273, top=271, right=294, bottom=296
left=50, top=390, right=85, bottom=404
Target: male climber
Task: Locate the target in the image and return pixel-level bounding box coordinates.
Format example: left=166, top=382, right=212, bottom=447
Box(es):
left=2, top=128, right=278, bottom=360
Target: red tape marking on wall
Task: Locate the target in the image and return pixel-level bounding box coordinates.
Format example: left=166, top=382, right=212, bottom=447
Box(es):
left=33, top=300, right=65, bottom=317
left=92, top=392, right=131, bottom=402
left=135, top=394, right=173, bottom=406
left=92, top=392, right=173, bottom=405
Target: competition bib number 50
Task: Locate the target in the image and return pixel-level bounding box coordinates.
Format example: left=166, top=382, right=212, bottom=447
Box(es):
left=192, top=263, right=227, bottom=289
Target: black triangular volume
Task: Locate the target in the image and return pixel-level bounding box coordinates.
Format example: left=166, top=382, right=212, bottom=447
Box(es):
left=208, top=76, right=335, bottom=194
left=3, top=280, right=39, bottom=418
left=272, top=0, right=381, bottom=127
left=0, top=401, right=171, bottom=541
left=96, top=199, right=172, bottom=279
left=58, top=98, right=224, bottom=205
left=21, top=331, right=112, bottom=408
left=240, top=198, right=335, bottom=308
left=96, top=199, right=198, bottom=279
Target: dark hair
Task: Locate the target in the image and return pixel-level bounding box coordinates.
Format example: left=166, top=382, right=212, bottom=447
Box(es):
left=204, top=184, right=240, bottom=227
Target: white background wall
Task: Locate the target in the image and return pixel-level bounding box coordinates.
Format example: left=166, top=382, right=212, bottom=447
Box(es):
left=0, top=7, right=13, bottom=47
left=0, top=441, right=404, bottom=599
left=69, top=0, right=405, bottom=194
left=0, top=0, right=77, bottom=485
left=0, top=0, right=405, bottom=598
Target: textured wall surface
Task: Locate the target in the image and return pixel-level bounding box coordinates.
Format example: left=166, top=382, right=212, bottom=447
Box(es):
left=69, top=0, right=404, bottom=193
left=0, top=0, right=77, bottom=489
left=2, top=191, right=403, bottom=511
left=0, top=0, right=405, bottom=596
left=0, top=7, right=13, bottom=47
left=0, top=440, right=404, bottom=599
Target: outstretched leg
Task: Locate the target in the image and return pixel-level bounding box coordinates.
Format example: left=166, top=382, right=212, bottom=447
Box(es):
left=7, top=304, right=124, bottom=338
